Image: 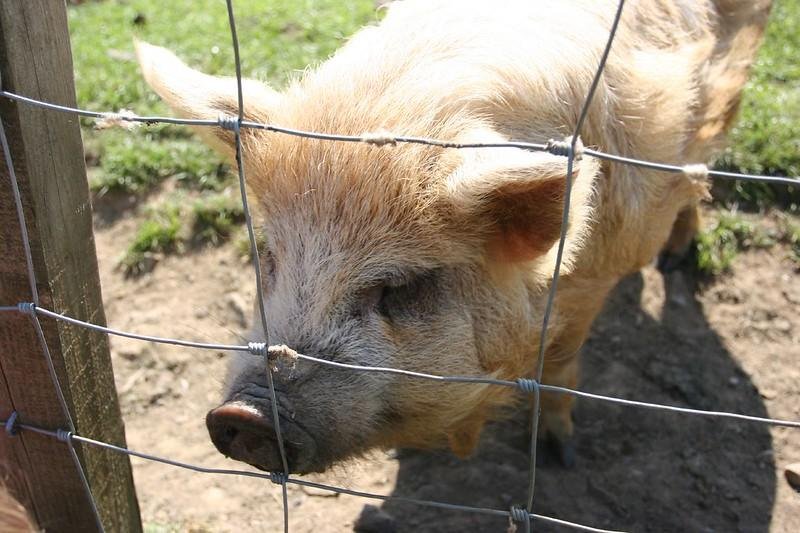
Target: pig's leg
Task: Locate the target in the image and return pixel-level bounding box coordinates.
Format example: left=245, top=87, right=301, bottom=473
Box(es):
left=539, top=356, right=579, bottom=467
left=537, top=282, right=612, bottom=467
left=657, top=205, right=701, bottom=273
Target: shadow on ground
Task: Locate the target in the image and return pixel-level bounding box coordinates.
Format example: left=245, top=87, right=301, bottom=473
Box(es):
left=358, top=269, right=776, bottom=532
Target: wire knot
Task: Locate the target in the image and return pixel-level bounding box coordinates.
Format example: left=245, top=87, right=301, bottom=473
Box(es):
left=96, top=109, right=140, bottom=131
left=682, top=163, right=709, bottom=181
left=361, top=130, right=398, bottom=147
left=4, top=411, right=19, bottom=437
left=546, top=136, right=583, bottom=160
left=248, top=342, right=267, bottom=356
left=218, top=114, right=241, bottom=133
left=516, top=378, right=540, bottom=395
left=55, top=429, right=73, bottom=443
left=508, top=505, right=530, bottom=531
left=269, top=471, right=288, bottom=485
left=17, top=302, right=36, bottom=315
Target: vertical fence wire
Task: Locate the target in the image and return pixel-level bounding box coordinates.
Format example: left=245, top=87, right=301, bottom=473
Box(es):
left=525, top=0, right=627, bottom=528
left=0, top=112, right=39, bottom=306
left=223, top=2, right=291, bottom=532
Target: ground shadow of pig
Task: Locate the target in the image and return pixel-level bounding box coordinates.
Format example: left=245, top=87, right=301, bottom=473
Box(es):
left=357, top=267, right=776, bottom=532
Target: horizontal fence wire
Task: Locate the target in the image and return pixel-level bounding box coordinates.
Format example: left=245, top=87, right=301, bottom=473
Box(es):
left=1, top=89, right=798, bottom=187
left=2, top=304, right=799, bottom=430
left=2, top=417, right=623, bottom=533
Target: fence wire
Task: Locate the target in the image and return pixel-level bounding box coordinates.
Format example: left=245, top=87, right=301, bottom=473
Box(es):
left=1, top=1, right=799, bottom=532
left=526, top=2, right=627, bottom=523
left=2, top=88, right=798, bottom=188
left=222, top=3, right=291, bottom=529
left=0, top=417, right=624, bottom=533
left=3, top=303, right=799, bottom=430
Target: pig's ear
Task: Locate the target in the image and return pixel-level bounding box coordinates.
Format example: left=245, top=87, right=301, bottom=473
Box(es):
left=445, top=139, right=597, bottom=264
left=135, top=40, right=280, bottom=156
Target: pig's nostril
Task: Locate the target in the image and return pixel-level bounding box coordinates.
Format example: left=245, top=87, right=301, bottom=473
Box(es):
left=206, top=404, right=278, bottom=462
left=205, top=402, right=317, bottom=473
left=216, top=425, right=240, bottom=455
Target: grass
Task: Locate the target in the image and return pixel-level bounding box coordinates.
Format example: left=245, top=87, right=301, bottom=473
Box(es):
left=789, top=226, right=800, bottom=264
left=777, top=215, right=800, bottom=265
left=233, top=225, right=267, bottom=260
left=694, top=213, right=776, bottom=276
left=69, top=0, right=378, bottom=115
left=714, top=0, right=800, bottom=207
left=119, top=188, right=252, bottom=273
left=88, top=131, right=229, bottom=194
left=119, top=189, right=251, bottom=273
left=120, top=202, right=183, bottom=275
left=69, top=0, right=377, bottom=196
left=191, top=191, right=245, bottom=245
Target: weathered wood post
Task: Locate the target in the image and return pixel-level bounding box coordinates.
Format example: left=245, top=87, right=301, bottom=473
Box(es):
left=0, top=2, right=142, bottom=531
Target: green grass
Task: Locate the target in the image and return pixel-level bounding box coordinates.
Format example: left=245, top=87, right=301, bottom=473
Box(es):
left=776, top=214, right=800, bottom=265
left=69, top=0, right=377, bottom=194
left=191, top=191, right=244, bottom=245
left=88, top=130, right=229, bottom=193
left=789, top=226, right=800, bottom=264
left=694, top=213, right=775, bottom=276
left=233, top=225, right=267, bottom=260
left=120, top=202, right=183, bottom=275
left=69, top=0, right=378, bottom=114
left=714, top=0, right=800, bottom=207
left=119, top=189, right=250, bottom=273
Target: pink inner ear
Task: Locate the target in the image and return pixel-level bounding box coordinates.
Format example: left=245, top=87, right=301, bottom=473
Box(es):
left=486, top=178, right=566, bottom=263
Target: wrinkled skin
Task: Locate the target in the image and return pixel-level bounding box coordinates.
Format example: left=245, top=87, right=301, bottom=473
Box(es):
left=138, top=0, right=770, bottom=473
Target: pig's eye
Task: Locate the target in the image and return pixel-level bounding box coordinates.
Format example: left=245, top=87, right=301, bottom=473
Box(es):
left=262, top=250, right=277, bottom=284
left=373, top=270, right=439, bottom=321
left=376, top=284, right=393, bottom=319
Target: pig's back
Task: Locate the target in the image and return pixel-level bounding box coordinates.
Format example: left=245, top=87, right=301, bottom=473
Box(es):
left=284, top=0, right=712, bottom=156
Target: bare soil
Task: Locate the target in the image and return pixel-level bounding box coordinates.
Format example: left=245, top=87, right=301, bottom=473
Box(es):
left=92, top=197, right=800, bottom=533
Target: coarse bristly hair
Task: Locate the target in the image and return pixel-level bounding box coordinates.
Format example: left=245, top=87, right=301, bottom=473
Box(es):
left=0, top=482, right=37, bottom=533
left=136, top=0, right=771, bottom=470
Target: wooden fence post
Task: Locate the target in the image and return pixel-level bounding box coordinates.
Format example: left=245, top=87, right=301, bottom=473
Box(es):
left=0, top=2, right=142, bottom=532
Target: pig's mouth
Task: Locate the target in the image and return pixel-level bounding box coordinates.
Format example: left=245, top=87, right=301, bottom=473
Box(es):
left=206, top=387, right=321, bottom=474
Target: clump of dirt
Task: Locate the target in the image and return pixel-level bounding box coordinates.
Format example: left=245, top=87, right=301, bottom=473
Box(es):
left=93, top=198, right=799, bottom=532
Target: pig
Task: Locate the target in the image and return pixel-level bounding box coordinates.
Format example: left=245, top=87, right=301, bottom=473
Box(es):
left=135, top=0, right=771, bottom=473
left=0, top=483, right=37, bottom=533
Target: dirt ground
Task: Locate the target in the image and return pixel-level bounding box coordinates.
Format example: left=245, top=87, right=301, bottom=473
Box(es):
left=92, top=196, right=800, bottom=533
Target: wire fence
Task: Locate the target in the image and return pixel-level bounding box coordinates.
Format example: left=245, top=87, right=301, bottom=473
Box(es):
left=1, top=0, right=799, bottom=532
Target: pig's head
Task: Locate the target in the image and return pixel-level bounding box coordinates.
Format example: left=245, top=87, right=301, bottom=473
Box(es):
left=136, top=41, right=598, bottom=473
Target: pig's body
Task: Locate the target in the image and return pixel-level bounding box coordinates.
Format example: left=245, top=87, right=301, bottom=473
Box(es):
left=137, top=0, right=771, bottom=472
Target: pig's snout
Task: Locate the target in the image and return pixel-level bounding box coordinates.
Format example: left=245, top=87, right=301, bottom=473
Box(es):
left=206, top=404, right=280, bottom=469
left=206, top=403, right=314, bottom=473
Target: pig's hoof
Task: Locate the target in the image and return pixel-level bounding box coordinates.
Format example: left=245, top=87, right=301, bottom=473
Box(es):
left=534, top=435, right=575, bottom=468
left=656, top=250, right=685, bottom=273
left=553, top=436, right=577, bottom=468
left=354, top=504, right=397, bottom=533
left=537, top=434, right=576, bottom=468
